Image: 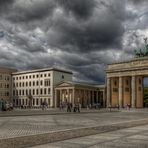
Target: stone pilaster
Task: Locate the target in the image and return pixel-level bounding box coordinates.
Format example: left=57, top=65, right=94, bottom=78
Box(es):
left=107, top=77, right=111, bottom=107
left=131, top=76, right=136, bottom=108
left=119, top=77, right=123, bottom=108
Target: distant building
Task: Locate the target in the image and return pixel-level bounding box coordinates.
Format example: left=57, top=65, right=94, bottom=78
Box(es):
left=0, top=67, right=17, bottom=102
left=12, top=68, right=72, bottom=108
left=55, top=81, right=106, bottom=108
left=0, top=66, right=105, bottom=108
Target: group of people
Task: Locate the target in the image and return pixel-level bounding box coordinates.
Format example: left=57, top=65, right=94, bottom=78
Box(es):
left=41, top=101, right=48, bottom=110
left=60, top=102, right=81, bottom=113
left=0, top=99, right=13, bottom=111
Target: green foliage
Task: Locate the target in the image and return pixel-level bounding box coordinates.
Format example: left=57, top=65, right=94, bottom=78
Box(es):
left=135, top=38, right=148, bottom=57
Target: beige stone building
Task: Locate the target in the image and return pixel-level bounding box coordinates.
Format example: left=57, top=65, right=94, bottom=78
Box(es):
left=0, top=66, right=106, bottom=108
left=0, top=67, right=17, bottom=102
left=12, top=68, right=72, bottom=108
left=55, top=81, right=105, bottom=108
left=106, top=57, right=148, bottom=108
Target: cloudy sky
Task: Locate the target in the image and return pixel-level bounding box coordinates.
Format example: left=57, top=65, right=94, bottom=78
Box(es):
left=0, top=0, right=148, bottom=84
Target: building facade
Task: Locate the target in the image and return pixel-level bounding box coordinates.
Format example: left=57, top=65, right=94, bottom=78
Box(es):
left=12, top=68, right=72, bottom=108
left=106, top=57, right=148, bottom=108
left=55, top=81, right=105, bottom=108
left=0, top=67, right=17, bottom=102
left=0, top=66, right=106, bottom=109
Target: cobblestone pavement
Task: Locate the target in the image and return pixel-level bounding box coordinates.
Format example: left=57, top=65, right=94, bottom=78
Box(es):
left=0, top=110, right=148, bottom=140
left=30, top=124, right=148, bottom=148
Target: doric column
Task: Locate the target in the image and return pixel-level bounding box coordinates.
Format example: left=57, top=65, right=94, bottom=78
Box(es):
left=92, top=91, right=95, bottom=104
left=119, top=77, right=123, bottom=108
left=103, top=90, right=106, bottom=107
left=72, top=88, right=75, bottom=105
left=96, top=91, right=99, bottom=103
left=107, top=77, right=111, bottom=107
left=60, top=90, right=62, bottom=102
left=54, top=89, right=57, bottom=108
left=131, top=76, right=136, bottom=108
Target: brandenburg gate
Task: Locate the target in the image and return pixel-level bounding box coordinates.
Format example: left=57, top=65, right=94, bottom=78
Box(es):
left=106, top=57, right=148, bottom=108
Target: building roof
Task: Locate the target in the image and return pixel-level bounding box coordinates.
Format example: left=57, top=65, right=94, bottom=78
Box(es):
left=12, top=67, right=72, bottom=75
left=0, top=67, right=17, bottom=73
left=56, top=81, right=105, bottom=89
left=108, top=56, right=148, bottom=65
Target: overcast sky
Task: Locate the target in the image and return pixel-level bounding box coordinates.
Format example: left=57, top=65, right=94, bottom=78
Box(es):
left=0, top=0, right=148, bottom=84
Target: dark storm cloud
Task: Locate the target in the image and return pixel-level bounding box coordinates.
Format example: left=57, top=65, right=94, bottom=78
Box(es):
left=47, top=0, right=125, bottom=53
left=57, top=0, right=96, bottom=19
left=0, top=0, right=147, bottom=83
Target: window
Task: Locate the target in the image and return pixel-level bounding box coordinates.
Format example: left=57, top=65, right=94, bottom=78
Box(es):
left=19, top=77, right=21, bottom=80
left=23, top=76, right=24, bottom=79
left=6, top=92, right=9, bottom=96
left=33, top=75, right=35, bottom=78
left=44, top=88, right=46, bottom=95
left=48, top=73, right=50, bottom=77
left=19, top=82, right=21, bottom=87
left=13, top=90, right=15, bottom=96
left=16, top=90, right=18, bottom=96
left=44, top=79, right=50, bottom=86
left=40, top=88, right=43, bottom=95
left=22, top=99, right=24, bottom=105
left=40, top=80, right=43, bottom=86
left=33, top=89, right=35, bottom=95
left=16, top=83, right=18, bottom=87
left=113, top=88, right=118, bottom=92
left=36, top=89, right=39, bottom=95
left=29, top=89, right=31, bottom=95
left=40, top=74, right=42, bottom=77
left=126, top=80, right=129, bottom=85
left=29, top=75, right=31, bottom=79
left=36, top=81, right=39, bottom=86
left=44, top=74, right=46, bottom=77
left=19, top=90, right=21, bottom=95
left=26, top=89, right=28, bottom=95
left=29, top=81, right=31, bottom=86
left=48, top=88, right=50, bottom=94
left=48, top=98, right=50, bottom=105
left=32, top=98, right=34, bottom=105
left=62, top=75, right=64, bottom=79
left=22, top=90, right=24, bottom=95
left=26, top=82, right=28, bottom=87
left=26, top=76, right=28, bottom=79
left=22, top=82, right=24, bottom=87
left=139, top=78, right=142, bottom=85
left=125, top=87, right=129, bottom=92
left=36, top=98, right=39, bottom=105
left=36, top=74, right=39, bottom=78
left=114, top=80, right=117, bottom=86
left=33, top=81, right=35, bottom=86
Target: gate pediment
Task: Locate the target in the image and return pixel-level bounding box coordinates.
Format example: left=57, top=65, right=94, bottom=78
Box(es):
left=56, top=81, right=73, bottom=87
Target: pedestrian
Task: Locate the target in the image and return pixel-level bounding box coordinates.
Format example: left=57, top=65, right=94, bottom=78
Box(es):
left=67, top=102, right=71, bottom=112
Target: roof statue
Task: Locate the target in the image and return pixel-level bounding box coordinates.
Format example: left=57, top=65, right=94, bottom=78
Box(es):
left=134, top=38, right=148, bottom=57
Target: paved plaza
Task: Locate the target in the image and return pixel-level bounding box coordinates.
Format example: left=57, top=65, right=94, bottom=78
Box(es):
left=0, top=109, right=147, bottom=140
left=0, top=109, right=148, bottom=147
left=30, top=124, right=148, bottom=148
